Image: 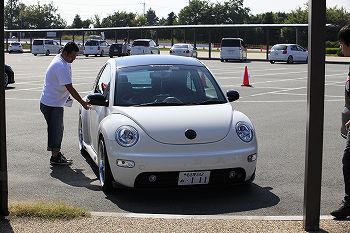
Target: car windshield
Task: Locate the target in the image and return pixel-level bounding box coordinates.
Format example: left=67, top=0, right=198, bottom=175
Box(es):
left=174, top=45, right=189, bottom=49
left=85, top=40, right=99, bottom=46
left=272, top=45, right=288, bottom=50
left=132, top=41, right=150, bottom=46
left=221, top=39, right=241, bottom=47
left=11, top=42, right=20, bottom=46
left=114, top=65, right=227, bottom=106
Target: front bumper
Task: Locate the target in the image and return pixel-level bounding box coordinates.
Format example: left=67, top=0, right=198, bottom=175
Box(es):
left=105, top=138, right=257, bottom=188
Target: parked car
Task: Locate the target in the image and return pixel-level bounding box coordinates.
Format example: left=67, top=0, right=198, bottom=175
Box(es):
left=220, top=38, right=247, bottom=62
left=32, top=39, right=62, bottom=56
left=170, top=43, right=197, bottom=57
left=79, top=55, right=257, bottom=191
left=4, top=64, right=15, bottom=88
left=130, top=39, right=160, bottom=55
left=268, top=44, right=308, bottom=64
left=83, top=40, right=110, bottom=57
left=8, top=42, right=23, bottom=53
left=109, top=43, right=130, bottom=57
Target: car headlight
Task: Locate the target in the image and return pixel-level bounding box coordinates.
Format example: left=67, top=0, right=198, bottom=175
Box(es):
left=235, top=121, right=253, bottom=142
left=115, top=126, right=139, bottom=147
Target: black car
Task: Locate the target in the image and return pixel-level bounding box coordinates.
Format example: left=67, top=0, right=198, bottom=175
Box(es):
left=4, top=64, right=15, bottom=88
left=109, top=43, right=130, bottom=58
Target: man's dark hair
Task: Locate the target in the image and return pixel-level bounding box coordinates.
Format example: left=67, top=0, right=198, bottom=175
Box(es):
left=338, top=24, right=350, bottom=46
left=62, top=42, right=79, bottom=53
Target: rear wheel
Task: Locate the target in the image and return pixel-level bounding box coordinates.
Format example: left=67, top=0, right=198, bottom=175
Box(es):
left=78, top=115, right=88, bottom=155
left=45, top=50, right=50, bottom=56
left=98, top=138, right=114, bottom=192
left=287, top=56, right=293, bottom=64
left=85, top=54, right=88, bottom=57
left=4, top=72, right=9, bottom=88
left=270, top=60, right=275, bottom=64
left=33, top=54, right=37, bottom=56
left=220, top=59, right=224, bottom=62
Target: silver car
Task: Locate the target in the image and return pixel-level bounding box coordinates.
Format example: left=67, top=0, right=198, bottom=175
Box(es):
left=170, top=43, right=197, bottom=58
left=268, top=44, right=308, bottom=64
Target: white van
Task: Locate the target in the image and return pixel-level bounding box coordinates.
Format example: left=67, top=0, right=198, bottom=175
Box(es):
left=32, top=39, right=62, bottom=56
left=219, top=38, right=247, bottom=62
left=83, top=40, right=110, bottom=57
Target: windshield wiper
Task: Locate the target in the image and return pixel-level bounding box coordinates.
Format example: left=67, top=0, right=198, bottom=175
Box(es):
left=193, top=100, right=227, bottom=105
left=132, top=102, right=186, bottom=107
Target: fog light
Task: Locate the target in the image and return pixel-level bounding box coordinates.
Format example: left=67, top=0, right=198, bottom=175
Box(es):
left=149, top=175, right=157, bottom=182
left=116, top=159, right=135, bottom=168
left=247, top=154, right=257, bottom=162
left=228, top=171, right=236, bottom=179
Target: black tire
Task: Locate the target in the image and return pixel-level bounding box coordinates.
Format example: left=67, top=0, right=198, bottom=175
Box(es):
left=85, top=54, right=88, bottom=57
left=34, top=54, right=37, bottom=56
left=4, top=72, right=9, bottom=88
left=287, top=56, right=293, bottom=64
left=270, top=60, right=275, bottom=64
left=220, top=59, right=224, bottom=62
left=98, top=138, right=114, bottom=192
left=78, top=116, right=88, bottom=155
left=109, top=55, right=113, bottom=58
left=45, top=50, right=50, bottom=56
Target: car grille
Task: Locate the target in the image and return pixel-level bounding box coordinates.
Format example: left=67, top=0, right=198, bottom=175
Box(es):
left=134, top=168, right=246, bottom=188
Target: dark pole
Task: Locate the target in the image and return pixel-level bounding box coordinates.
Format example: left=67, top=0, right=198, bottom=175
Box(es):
left=296, top=28, right=299, bottom=45
left=82, top=31, right=85, bottom=46
left=208, top=29, right=212, bottom=59
left=193, top=28, right=196, bottom=49
left=0, top=0, right=9, bottom=218
left=266, top=28, right=270, bottom=60
left=303, top=0, right=326, bottom=231
left=171, top=29, right=174, bottom=46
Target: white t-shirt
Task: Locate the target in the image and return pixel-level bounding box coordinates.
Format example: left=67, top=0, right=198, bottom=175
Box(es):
left=40, top=54, right=72, bottom=107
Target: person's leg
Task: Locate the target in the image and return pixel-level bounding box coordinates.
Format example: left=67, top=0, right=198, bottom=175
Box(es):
left=331, top=129, right=350, bottom=218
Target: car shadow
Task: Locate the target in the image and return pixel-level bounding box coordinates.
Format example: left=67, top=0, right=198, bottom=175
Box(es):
left=104, top=184, right=280, bottom=215
left=50, top=153, right=100, bottom=191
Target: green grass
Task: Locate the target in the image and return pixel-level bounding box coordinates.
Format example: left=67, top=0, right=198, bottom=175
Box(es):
left=9, top=201, right=91, bottom=220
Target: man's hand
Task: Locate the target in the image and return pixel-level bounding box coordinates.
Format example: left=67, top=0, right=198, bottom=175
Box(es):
left=81, top=100, right=91, bottom=110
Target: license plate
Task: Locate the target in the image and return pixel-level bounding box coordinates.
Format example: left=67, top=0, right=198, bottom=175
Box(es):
left=178, top=171, right=210, bottom=185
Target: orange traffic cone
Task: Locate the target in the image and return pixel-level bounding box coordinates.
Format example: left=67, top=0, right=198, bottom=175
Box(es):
left=241, top=66, right=252, bottom=87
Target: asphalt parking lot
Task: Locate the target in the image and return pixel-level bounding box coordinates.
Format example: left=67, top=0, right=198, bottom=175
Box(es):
left=4, top=53, right=349, bottom=216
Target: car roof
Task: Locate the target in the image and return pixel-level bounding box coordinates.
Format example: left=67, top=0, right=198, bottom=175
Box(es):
left=173, top=43, right=191, bottom=46
left=133, top=39, right=152, bottom=42
left=112, top=55, right=203, bottom=68
left=221, top=38, right=244, bottom=41
left=273, top=44, right=297, bottom=46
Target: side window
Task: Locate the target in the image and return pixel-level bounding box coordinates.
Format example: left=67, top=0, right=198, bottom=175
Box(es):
left=95, top=64, right=111, bottom=96
left=45, top=40, right=53, bottom=45
left=297, top=46, right=305, bottom=51
left=291, top=45, right=298, bottom=51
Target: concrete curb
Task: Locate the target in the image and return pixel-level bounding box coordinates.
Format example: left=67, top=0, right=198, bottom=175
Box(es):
left=90, top=211, right=334, bottom=221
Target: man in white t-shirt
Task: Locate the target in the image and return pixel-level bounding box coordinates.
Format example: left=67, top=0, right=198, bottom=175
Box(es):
left=40, top=42, right=90, bottom=165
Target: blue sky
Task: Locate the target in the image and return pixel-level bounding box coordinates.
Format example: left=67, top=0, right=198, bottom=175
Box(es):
left=20, top=0, right=350, bottom=24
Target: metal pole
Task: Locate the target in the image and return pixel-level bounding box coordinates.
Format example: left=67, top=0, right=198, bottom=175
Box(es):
left=0, top=0, right=9, bottom=218
left=171, top=29, right=174, bottom=46
left=266, top=28, right=270, bottom=60
left=193, top=29, right=197, bottom=49
left=303, top=0, right=326, bottom=231
left=296, top=28, right=299, bottom=45
left=208, top=29, right=212, bottom=59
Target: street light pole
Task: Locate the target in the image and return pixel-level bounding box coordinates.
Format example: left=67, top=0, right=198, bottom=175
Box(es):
left=0, top=0, right=9, bottom=219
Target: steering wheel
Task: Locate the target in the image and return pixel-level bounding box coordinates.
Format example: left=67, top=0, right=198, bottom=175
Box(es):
left=121, top=93, right=146, bottom=104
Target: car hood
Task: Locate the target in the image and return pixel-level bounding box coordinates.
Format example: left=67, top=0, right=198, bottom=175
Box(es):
left=111, top=104, right=233, bottom=144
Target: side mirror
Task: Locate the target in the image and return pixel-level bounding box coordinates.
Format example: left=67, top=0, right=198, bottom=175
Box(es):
left=87, top=93, right=108, bottom=106
left=226, top=90, right=239, bottom=102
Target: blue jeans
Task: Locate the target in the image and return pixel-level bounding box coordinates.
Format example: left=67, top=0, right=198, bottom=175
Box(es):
left=40, top=103, right=64, bottom=152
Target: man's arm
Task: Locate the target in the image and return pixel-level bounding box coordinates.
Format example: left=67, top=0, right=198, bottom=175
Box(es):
left=65, top=83, right=90, bottom=110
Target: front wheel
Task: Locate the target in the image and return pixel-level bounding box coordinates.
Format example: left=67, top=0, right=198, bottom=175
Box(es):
left=270, top=60, right=275, bottom=64
left=98, top=138, right=114, bottom=192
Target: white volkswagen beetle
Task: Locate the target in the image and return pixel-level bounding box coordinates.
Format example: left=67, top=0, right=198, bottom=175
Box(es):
left=79, top=55, right=257, bottom=191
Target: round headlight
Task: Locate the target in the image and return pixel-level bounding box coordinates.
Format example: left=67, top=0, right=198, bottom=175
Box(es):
left=115, top=126, right=139, bottom=147
left=235, top=122, right=253, bottom=142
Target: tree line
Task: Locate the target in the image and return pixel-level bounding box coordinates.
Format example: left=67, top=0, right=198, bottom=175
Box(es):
left=4, top=0, right=350, bottom=46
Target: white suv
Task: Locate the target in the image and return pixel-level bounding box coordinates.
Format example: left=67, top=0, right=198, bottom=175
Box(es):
left=83, top=40, right=110, bottom=57
left=130, top=39, right=160, bottom=55
left=32, top=39, right=62, bottom=56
